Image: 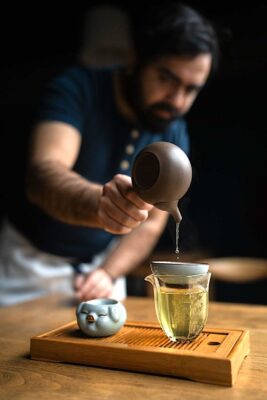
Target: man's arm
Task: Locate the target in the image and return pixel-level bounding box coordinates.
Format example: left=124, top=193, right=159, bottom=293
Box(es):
left=26, top=121, right=152, bottom=234
left=75, top=208, right=169, bottom=300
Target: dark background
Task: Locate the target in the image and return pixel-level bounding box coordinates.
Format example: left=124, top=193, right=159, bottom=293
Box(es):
left=0, top=1, right=266, bottom=301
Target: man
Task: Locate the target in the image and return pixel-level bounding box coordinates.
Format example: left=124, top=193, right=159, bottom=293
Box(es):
left=0, top=2, right=219, bottom=305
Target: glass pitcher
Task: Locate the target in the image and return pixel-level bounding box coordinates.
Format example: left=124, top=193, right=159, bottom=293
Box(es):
left=145, top=262, right=210, bottom=342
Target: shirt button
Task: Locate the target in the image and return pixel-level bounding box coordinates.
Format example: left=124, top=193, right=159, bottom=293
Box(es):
left=125, top=144, right=135, bottom=155
left=131, top=129, right=139, bottom=139
left=120, top=160, right=130, bottom=170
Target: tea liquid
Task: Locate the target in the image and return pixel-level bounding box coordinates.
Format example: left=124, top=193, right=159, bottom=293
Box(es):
left=156, top=287, right=208, bottom=342
left=175, top=222, right=180, bottom=256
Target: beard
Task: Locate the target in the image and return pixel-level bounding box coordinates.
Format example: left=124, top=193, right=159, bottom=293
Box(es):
left=140, top=102, right=181, bottom=132
left=122, top=68, right=181, bottom=133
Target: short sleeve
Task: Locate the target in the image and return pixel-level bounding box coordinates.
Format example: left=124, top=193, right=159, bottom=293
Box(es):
left=34, top=67, right=91, bottom=135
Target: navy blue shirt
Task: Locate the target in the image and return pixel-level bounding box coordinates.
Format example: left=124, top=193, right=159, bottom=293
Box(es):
left=14, top=66, right=190, bottom=261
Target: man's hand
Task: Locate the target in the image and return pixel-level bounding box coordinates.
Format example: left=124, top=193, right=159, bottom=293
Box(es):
left=74, top=269, right=113, bottom=301
left=97, top=174, right=153, bottom=234
left=26, top=124, right=153, bottom=232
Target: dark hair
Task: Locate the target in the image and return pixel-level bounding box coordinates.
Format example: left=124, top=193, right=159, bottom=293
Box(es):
left=130, top=2, right=219, bottom=73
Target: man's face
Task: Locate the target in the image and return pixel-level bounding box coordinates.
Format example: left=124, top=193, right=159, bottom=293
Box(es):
left=126, top=54, right=212, bottom=132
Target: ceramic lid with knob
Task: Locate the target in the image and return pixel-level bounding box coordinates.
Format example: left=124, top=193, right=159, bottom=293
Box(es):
left=151, top=261, right=209, bottom=276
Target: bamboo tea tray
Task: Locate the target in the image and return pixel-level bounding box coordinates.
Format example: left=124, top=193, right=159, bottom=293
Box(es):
left=30, top=321, right=249, bottom=386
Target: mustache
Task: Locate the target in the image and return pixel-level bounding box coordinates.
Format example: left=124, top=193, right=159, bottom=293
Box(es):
left=151, top=103, right=181, bottom=118
left=149, top=103, right=181, bottom=118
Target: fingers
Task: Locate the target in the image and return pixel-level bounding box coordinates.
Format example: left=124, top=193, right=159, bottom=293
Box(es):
left=114, top=174, right=153, bottom=210
left=99, top=193, right=148, bottom=233
left=98, top=211, right=135, bottom=235
left=75, top=270, right=113, bottom=301
left=103, top=180, right=150, bottom=222
left=98, top=174, right=153, bottom=234
left=73, top=274, right=85, bottom=290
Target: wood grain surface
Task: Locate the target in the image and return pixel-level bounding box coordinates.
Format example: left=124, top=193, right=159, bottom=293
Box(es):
left=30, top=321, right=249, bottom=386
left=1, top=295, right=267, bottom=399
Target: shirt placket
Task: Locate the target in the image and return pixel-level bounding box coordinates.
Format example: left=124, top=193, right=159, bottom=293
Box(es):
left=118, top=129, right=140, bottom=175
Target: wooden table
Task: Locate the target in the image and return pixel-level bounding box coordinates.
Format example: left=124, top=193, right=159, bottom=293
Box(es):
left=1, top=295, right=267, bottom=399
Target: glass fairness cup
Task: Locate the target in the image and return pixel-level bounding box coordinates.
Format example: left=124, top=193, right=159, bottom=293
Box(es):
left=145, top=261, right=211, bottom=342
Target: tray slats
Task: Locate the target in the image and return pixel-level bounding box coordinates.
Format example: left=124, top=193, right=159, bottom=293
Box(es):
left=30, top=320, right=249, bottom=386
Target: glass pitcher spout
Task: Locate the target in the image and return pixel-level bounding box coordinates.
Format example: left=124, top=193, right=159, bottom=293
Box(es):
left=144, top=274, right=155, bottom=286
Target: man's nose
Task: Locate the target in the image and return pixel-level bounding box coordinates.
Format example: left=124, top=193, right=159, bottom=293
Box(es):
left=167, top=88, right=186, bottom=110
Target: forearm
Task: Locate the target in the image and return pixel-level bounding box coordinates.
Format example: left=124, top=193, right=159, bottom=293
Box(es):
left=100, top=209, right=169, bottom=279
left=26, top=160, right=103, bottom=227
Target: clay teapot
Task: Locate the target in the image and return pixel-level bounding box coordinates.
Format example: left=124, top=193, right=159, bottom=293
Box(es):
left=131, top=141, right=192, bottom=222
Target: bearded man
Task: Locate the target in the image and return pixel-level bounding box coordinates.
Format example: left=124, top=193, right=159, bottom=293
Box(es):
left=0, top=2, right=219, bottom=306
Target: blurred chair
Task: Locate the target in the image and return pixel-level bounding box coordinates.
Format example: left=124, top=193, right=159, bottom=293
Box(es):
left=201, top=257, right=267, bottom=304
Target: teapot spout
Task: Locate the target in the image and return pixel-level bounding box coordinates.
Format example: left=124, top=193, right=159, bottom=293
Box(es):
left=154, top=200, right=182, bottom=223
left=144, top=274, right=155, bottom=286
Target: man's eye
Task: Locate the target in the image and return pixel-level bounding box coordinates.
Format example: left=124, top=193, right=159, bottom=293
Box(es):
left=159, top=73, right=172, bottom=83
left=98, top=313, right=107, bottom=317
